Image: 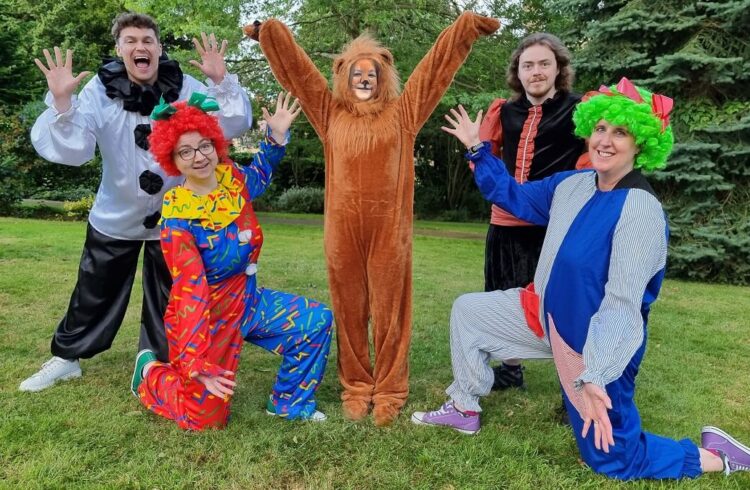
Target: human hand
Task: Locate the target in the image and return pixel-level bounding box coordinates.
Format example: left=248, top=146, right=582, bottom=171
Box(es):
left=580, top=382, right=615, bottom=453
left=34, top=47, right=90, bottom=113
left=242, top=21, right=262, bottom=42
left=189, top=32, right=228, bottom=84
left=440, top=105, right=482, bottom=150
left=196, top=370, right=236, bottom=399
left=262, top=92, right=302, bottom=144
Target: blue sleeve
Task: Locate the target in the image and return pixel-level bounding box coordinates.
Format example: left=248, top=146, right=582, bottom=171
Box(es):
left=239, top=139, right=287, bottom=200
left=469, top=142, right=573, bottom=226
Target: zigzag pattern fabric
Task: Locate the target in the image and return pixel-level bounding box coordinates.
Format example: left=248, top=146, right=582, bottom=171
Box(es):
left=137, top=145, right=333, bottom=430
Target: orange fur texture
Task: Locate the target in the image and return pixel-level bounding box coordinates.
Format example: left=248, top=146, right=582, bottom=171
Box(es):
left=251, top=12, right=500, bottom=426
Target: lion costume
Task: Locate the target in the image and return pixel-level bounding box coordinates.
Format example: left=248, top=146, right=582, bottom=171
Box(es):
left=246, top=12, right=499, bottom=426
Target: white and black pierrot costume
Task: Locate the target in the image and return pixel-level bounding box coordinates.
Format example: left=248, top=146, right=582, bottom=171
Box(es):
left=31, top=55, right=252, bottom=361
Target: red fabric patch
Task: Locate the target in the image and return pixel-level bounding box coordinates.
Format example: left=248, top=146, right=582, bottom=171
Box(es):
left=519, top=283, right=544, bottom=338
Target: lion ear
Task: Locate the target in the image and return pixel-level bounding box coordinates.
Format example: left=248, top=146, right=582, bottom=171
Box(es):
left=333, top=58, right=346, bottom=75
left=379, top=51, right=394, bottom=66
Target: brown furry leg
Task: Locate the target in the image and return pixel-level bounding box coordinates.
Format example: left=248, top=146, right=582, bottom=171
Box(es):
left=369, top=227, right=412, bottom=427
left=326, top=218, right=375, bottom=411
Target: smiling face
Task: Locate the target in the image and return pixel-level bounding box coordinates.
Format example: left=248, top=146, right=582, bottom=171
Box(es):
left=518, top=44, right=559, bottom=105
left=173, top=131, right=219, bottom=186
left=589, top=120, right=639, bottom=190
left=350, top=58, right=379, bottom=102
left=115, top=26, right=163, bottom=86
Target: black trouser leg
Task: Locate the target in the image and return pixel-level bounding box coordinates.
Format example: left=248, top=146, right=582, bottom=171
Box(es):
left=51, top=224, right=141, bottom=360
left=139, top=239, right=171, bottom=362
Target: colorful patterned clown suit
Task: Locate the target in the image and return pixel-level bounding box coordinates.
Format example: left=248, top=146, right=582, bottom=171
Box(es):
left=137, top=142, right=333, bottom=430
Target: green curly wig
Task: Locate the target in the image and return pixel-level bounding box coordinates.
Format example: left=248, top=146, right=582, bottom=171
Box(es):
left=573, top=85, right=674, bottom=171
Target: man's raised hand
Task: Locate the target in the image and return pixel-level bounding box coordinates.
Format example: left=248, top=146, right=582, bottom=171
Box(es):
left=189, top=32, right=228, bottom=85
left=34, top=47, right=90, bottom=113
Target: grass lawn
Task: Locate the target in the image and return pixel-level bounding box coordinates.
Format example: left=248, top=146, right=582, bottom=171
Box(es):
left=1, top=216, right=748, bottom=489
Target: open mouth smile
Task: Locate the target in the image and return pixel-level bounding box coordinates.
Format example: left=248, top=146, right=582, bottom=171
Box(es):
left=134, top=56, right=151, bottom=69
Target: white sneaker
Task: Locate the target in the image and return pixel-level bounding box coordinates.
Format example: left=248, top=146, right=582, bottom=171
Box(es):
left=19, top=356, right=81, bottom=392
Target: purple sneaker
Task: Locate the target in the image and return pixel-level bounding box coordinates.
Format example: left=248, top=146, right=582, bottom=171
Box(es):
left=411, top=401, right=480, bottom=435
left=701, top=426, right=750, bottom=475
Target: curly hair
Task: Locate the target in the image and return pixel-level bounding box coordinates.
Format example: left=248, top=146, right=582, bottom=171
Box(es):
left=507, top=33, right=574, bottom=100
left=573, top=85, right=674, bottom=172
left=111, top=12, right=160, bottom=43
left=148, top=101, right=230, bottom=176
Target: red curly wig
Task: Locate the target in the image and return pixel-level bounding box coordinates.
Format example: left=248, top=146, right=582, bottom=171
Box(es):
left=148, top=101, right=230, bottom=176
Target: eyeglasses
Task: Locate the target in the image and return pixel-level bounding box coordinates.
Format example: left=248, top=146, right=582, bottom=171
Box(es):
left=175, top=141, right=215, bottom=161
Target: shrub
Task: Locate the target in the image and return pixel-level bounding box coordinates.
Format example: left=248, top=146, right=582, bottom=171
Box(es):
left=63, top=195, right=95, bottom=220
left=276, top=186, right=324, bottom=214
left=0, top=155, right=24, bottom=214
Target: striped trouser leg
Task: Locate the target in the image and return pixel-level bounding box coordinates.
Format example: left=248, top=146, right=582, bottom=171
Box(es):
left=446, top=288, right=552, bottom=412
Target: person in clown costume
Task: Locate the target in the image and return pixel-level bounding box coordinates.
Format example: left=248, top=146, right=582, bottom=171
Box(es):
left=131, top=92, right=333, bottom=430
left=411, top=78, right=750, bottom=479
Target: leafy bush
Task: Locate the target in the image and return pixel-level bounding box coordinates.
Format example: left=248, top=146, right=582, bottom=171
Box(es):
left=63, top=195, right=95, bottom=220
left=30, top=186, right=95, bottom=202
left=276, top=186, right=324, bottom=214
left=0, top=155, right=24, bottom=214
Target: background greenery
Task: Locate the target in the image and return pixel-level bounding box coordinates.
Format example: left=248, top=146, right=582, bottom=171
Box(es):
left=1, top=216, right=749, bottom=489
left=0, top=0, right=747, bottom=277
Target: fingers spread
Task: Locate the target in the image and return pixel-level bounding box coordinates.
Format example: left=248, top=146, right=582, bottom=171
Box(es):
left=192, top=37, right=206, bottom=55
left=34, top=58, right=50, bottom=75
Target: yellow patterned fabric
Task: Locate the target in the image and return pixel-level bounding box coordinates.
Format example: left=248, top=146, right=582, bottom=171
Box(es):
left=161, top=164, right=245, bottom=231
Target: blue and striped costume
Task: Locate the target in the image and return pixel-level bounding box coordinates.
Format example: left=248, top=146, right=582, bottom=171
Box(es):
left=446, top=142, right=701, bottom=479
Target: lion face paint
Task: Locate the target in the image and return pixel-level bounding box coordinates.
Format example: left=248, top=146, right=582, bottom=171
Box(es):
left=350, top=58, right=379, bottom=101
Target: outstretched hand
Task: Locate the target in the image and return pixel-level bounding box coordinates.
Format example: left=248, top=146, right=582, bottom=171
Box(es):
left=441, top=105, right=483, bottom=150
left=189, top=32, right=228, bottom=84
left=243, top=21, right=262, bottom=42
left=196, top=370, right=236, bottom=399
left=580, top=382, right=615, bottom=453
left=34, top=47, right=90, bottom=113
left=262, top=92, right=302, bottom=144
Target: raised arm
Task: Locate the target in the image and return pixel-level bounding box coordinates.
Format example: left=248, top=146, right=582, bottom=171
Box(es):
left=184, top=33, right=252, bottom=139
left=443, top=105, right=559, bottom=225
left=30, top=47, right=97, bottom=166
left=400, top=11, right=500, bottom=131
left=245, top=19, right=332, bottom=138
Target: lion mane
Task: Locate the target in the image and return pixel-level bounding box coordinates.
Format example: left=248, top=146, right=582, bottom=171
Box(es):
left=331, top=33, right=401, bottom=115
left=329, top=33, right=402, bottom=154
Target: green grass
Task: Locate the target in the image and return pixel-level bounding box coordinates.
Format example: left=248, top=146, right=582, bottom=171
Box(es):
left=1, top=216, right=749, bottom=489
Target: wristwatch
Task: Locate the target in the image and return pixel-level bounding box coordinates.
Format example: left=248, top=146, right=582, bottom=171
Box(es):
left=467, top=142, right=484, bottom=154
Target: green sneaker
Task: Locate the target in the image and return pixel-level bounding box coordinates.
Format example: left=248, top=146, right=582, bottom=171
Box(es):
left=266, top=395, right=327, bottom=421
left=131, top=349, right=157, bottom=397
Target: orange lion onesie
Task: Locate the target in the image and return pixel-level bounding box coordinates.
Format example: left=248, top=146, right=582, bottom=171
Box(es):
left=245, top=12, right=499, bottom=426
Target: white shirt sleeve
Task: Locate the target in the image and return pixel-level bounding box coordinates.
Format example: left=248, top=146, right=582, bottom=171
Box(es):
left=30, top=79, right=102, bottom=166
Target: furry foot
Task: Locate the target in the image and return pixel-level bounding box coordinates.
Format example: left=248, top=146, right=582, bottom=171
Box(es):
left=373, top=403, right=401, bottom=427
left=342, top=399, right=370, bottom=421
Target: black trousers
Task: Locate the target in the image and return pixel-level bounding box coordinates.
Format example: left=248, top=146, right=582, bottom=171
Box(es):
left=484, top=224, right=546, bottom=292
left=51, top=223, right=171, bottom=362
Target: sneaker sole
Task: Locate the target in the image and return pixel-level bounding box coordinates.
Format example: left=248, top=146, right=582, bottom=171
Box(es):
left=410, top=413, right=480, bottom=435
left=266, top=409, right=327, bottom=422
left=702, top=426, right=750, bottom=454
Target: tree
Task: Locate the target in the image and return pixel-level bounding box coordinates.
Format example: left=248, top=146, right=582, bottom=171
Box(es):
left=554, top=0, right=750, bottom=284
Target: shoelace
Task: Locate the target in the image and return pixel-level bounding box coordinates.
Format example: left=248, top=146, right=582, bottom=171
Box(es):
left=429, top=402, right=454, bottom=416
left=34, top=358, right=66, bottom=377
